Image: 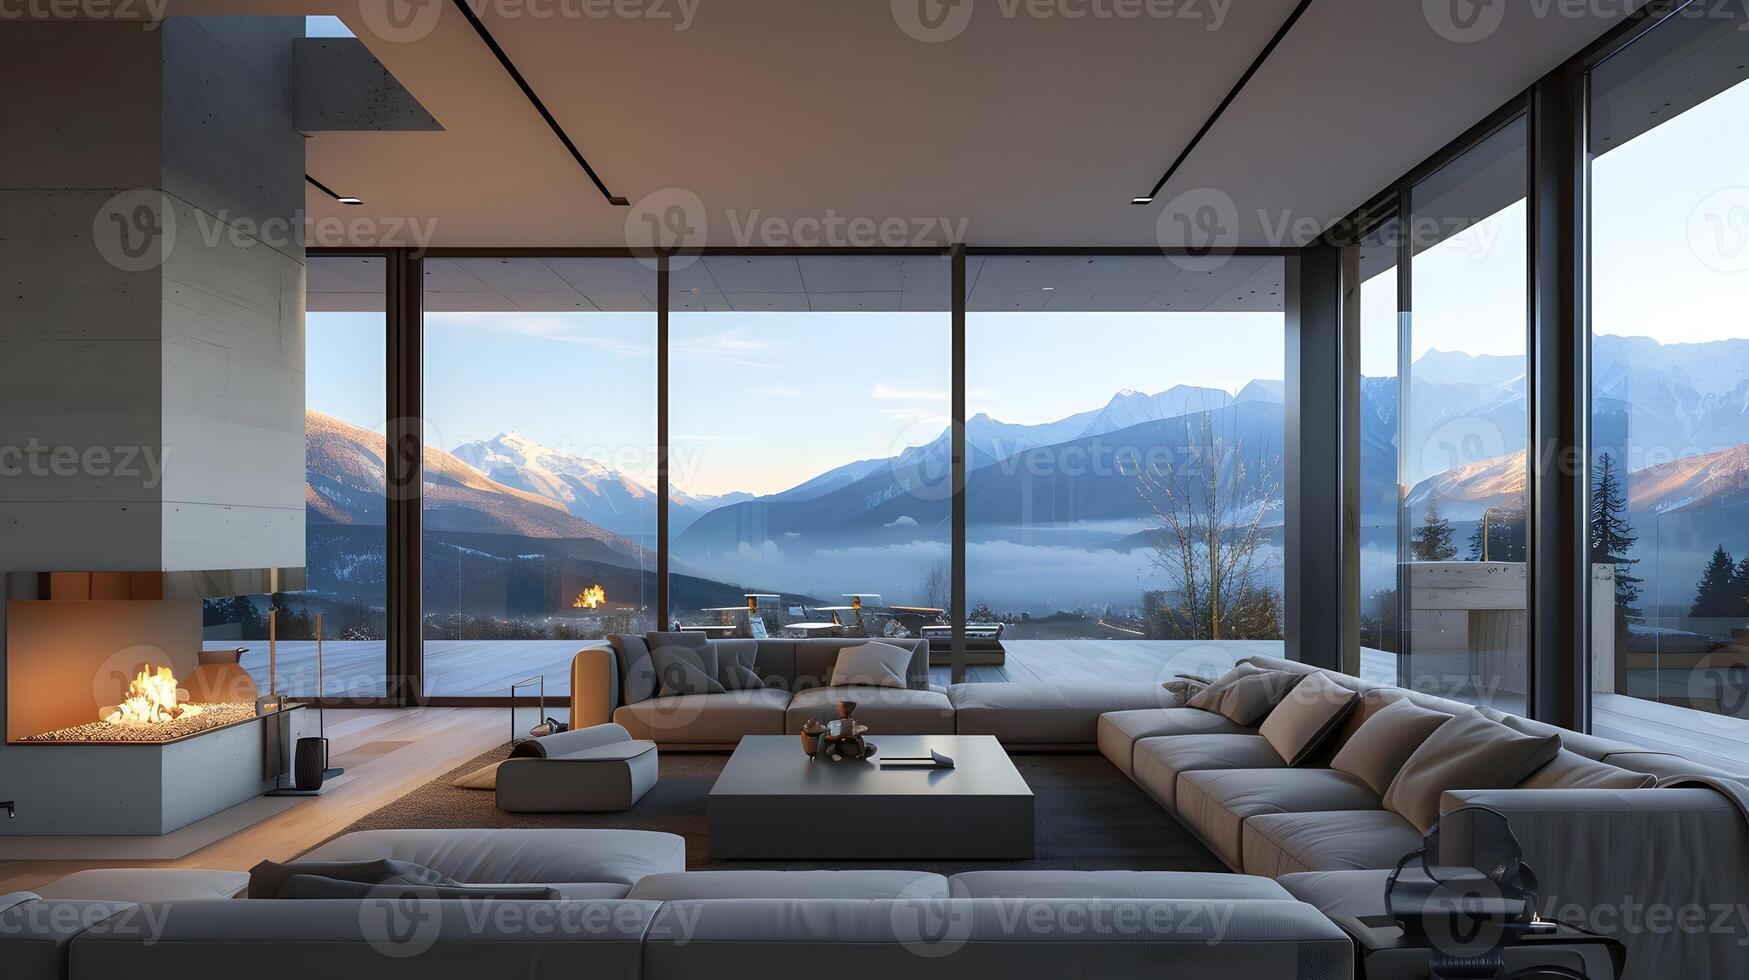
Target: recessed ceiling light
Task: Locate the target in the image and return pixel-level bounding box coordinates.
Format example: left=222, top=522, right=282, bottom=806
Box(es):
left=1131, top=197, right=1153, bottom=205
left=1042, top=286, right=1054, bottom=291
left=337, top=196, right=364, bottom=206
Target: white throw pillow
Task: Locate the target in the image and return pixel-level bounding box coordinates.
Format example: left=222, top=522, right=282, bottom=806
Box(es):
left=829, top=641, right=912, bottom=689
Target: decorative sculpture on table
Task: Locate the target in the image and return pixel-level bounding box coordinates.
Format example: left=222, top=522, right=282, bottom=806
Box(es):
left=812, top=700, right=873, bottom=761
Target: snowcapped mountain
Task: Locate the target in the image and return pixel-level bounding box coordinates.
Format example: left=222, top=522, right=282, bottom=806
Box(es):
left=449, top=431, right=744, bottom=539
left=1079, top=385, right=1236, bottom=436
left=306, top=411, right=642, bottom=557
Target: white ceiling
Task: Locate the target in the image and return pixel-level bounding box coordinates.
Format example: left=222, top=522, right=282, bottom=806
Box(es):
left=180, top=1, right=1640, bottom=247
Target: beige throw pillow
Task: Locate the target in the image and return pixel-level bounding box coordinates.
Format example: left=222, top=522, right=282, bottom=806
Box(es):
left=1187, top=663, right=1304, bottom=726
left=1382, top=711, right=1562, bottom=832
left=1259, top=672, right=1360, bottom=765
left=1330, top=698, right=1456, bottom=796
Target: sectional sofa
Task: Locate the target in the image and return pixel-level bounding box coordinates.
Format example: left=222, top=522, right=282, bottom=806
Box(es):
left=573, top=638, right=1749, bottom=977
left=0, top=829, right=1354, bottom=980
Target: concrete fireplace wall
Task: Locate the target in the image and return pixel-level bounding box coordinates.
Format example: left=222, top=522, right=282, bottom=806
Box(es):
left=0, top=17, right=307, bottom=834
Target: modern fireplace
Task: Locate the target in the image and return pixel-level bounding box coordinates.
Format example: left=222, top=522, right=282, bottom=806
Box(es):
left=1, top=572, right=311, bottom=836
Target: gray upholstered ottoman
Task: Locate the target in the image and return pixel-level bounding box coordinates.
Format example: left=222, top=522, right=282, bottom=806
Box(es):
left=496, top=723, right=658, bottom=813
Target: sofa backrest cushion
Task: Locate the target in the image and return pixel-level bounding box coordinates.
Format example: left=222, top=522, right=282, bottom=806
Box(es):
left=649, top=642, right=726, bottom=698
left=609, top=634, right=657, bottom=705
left=784, top=638, right=929, bottom=692
left=1188, top=663, right=1304, bottom=725
left=1329, top=698, right=1456, bottom=796
left=1242, top=654, right=1481, bottom=763
left=1259, top=672, right=1360, bottom=766
left=249, top=858, right=455, bottom=899
left=714, top=639, right=765, bottom=690
left=1382, top=711, right=1562, bottom=832
left=1518, top=749, right=1656, bottom=790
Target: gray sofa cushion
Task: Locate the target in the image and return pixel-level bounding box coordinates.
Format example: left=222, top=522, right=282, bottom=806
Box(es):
left=650, top=642, right=725, bottom=698
left=1187, top=663, right=1305, bottom=725
left=1131, top=733, right=1284, bottom=808
left=1240, top=809, right=1425, bottom=877
left=1277, top=868, right=1396, bottom=919
left=715, top=639, right=765, bottom=690
left=609, top=634, right=658, bottom=705
left=641, top=898, right=1353, bottom=980
left=74, top=898, right=656, bottom=979
left=613, top=688, right=790, bottom=744
left=1095, top=707, right=1254, bottom=776
left=1329, top=698, right=1456, bottom=796
left=950, top=682, right=1179, bottom=745
left=645, top=630, right=710, bottom=652
left=34, top=869, right=247, bottom=904
left=785, top=686, right=954, bottom=735
left=1176, top=768, right=1382, bottom=870
left=0, top=899, right=137, bottom=980
left=295, top=828, right=686, bottom=894
left=1258, top=672, right=1359, bottom=766
left=628, top=871, right=948, bottom=901
left=1382, top=711, right=1562, bottom=832
left=946, top=870, right=1292, bottom=901
left=828, top=641, right=912, bottom=689
left=1518, top=749, right=1656, bottom=789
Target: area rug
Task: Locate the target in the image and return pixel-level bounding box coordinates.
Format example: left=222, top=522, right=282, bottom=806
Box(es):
left=337, top=745, right=1223, bottom=874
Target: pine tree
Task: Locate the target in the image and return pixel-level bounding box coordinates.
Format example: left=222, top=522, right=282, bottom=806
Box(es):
left=1691, top=546, right=1737, bottom=619
left=1410, top=499, right=1457, bottom=562
left=1588, top=452, right=1641, bottom=624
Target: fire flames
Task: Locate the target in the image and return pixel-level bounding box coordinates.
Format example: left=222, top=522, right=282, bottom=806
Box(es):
left=103, top=665, right=203, bottom=726
left=573, top=584, right=607, bottom=609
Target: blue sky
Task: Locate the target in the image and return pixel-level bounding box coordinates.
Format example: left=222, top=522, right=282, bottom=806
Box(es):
left=310, top=308, right=1284, bottom=497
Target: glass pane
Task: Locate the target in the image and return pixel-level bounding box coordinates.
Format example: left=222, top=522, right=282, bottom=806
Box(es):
left=1588, top=7, right=1749, bottom=766
left=421, top=258, right=658, bottom=697
left=204, top=255, right=390, bottom=698
left=1357, top=219, right=1402, bottom=685
left=1404, top=117, right=1530, bottom=711
left=666, top=256, right=951, bottom=649
left=966, top=255, right=1285, bottom=682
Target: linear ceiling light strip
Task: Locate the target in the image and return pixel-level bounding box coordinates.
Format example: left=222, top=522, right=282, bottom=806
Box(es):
left=1136, top=0, right=1317, bottom=204
left=306, top=174, right=362, bottom=205
left=449, top=0, right=629, bottom=206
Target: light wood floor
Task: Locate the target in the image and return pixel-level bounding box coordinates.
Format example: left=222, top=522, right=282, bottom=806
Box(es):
left=0, top=707, right=510, bottom=894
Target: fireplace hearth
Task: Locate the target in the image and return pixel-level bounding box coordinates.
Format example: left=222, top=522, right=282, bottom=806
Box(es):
left=20, top=702, right=259, bottom=744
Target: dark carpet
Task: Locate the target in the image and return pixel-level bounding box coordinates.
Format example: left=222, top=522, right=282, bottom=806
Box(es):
left=339, top=745, right=1224, bottom=875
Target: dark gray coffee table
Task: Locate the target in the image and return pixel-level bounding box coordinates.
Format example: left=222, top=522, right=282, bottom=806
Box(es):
left=708, top=735, right=1034, bottom=860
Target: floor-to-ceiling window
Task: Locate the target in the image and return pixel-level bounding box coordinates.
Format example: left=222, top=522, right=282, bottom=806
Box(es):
left=204, top=255, right=390, bottom=698
left=1401, top=118, right=1531, bottom=711
left=420, top=258, right=658, bottom=697
left=1356, top=221, right=1403, bottom=684
left=1587, top=8, right=1749, bottom=766
left=964, top=255, right=1285, bottom=679
left=665, top=256, right=951, bottom=641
